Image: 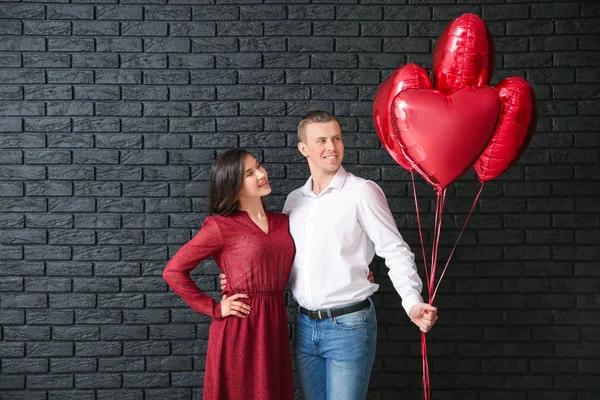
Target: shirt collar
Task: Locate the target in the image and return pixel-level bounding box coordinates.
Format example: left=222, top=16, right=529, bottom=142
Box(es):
left=301, top=166, right=348, bottom=196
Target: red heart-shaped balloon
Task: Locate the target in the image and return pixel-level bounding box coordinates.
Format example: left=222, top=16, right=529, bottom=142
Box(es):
left=432, top=13, right=495, bottom=93
left=474, top=77, right=537, bottom=182
left=391, top=86, right=500, bottom=191
left=373, top=64, right=433, bottom=170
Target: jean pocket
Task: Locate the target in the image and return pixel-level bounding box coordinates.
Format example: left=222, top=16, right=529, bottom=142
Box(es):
left=333, top=310, right=365, bottom=330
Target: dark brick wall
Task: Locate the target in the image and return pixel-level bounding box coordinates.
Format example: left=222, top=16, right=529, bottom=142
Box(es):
left=1, top=1, right=599, bottom=399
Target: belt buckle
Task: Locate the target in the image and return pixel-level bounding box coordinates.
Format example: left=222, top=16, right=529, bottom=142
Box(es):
left=317, top=310, right=322, bottom=319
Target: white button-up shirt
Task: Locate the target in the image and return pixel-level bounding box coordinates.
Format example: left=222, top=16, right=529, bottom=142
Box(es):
left=283, top=166, right=424, bottom=316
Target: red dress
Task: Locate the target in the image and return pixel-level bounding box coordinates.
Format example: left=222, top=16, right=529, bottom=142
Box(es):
left=162, top=211, right=295, bottom=400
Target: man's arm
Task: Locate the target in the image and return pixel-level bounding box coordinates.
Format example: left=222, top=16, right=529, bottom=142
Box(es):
left=356, top=181, right=437, bottom=331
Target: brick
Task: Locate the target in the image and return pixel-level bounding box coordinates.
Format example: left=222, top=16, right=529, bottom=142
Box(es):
left=145, top=6, right=191, bottom=20
left=27, top=310, right=73, bottom=325
left=101, top=326, right=148, bottom=341
left=74, top=85, right=119, bottom=100
left=27, top=375, right=73, bottom=390
left=218, top=22, right=263, bottom=36
left=97, top=5, right=142, bottom=20
left=96, top=134, right=143, bottom=149
left=96, top=390, right=144, bottom=400
left=123, top=341, right=169, bottom=356
left=73, top=54, right=119, bottom=68
left=47, top=71, right=94, bottom=85
left=122, top=21, right=168, bottom=36
left=99, top=294, right=145, bottom=308
left=76, top=342, right=122, bottom=357
left=73, top=21, right=119, bottom=36
left=192, top=37, right=238, bottom=53
left=193, top=5, right=237, bottom=20
left=506, top=20, right=554, bottom=36
left=99, top=357, right=145, bottom=372
left=0, top=118, right=22, bottom=133
left=0, top=262, right=44, bottom=276
left=122, top=373, right=169, bottom=388
left=97, top=199, right=143, bottom=213
left=3, top=326, right=50, bottom=340
left=0, top=150, right=22, bottom=164
left=0, top=375, right=25, bottom=390
left=0, top=343, right=24, bottom=357
left=46, top=262, right=92, bottom=276
left=240, top=37, right=286, bottom=52
left=265, top=21, right=310, bottom=36
left=337, top=5, right=382, bottom=20
left=75, top=310, right=121, bottom=325
left=170, top=22, right=215, bottom=37
left=0, top=166, right=46, bottom=181
left=48, top=38, right=94, bottom=52
left=171, top=372, right=204, bottom=387
left=289, top=5, right=334, bottom=19
left=95, top=167, right=141, bottom=182
left=46, top=4, right=92, bottom=19
left=0, top=198, right=46, bottom=212
left=24, top=21, right=71, bottom=36
left=0, top=20, right=21, bottom=35
left=531, top=3, right=580, bottom=18
left=0, top=4, right=44, bottom=18
left=24, top=150, right=70, bottom=165
left=124, top=310, right=169, bottom=324
left=145, top=38, right=190, bottom=53
left=311, top=54, right=358, bottom=68
left=0, top=86, right=23, bottom=101
left=51, top=358, right=97, bottom=372
left=0, top=276, right=23, bottom=291
left=0, top=37, right=45, bottom=52
left=72, top=246, right=120, bottom=261
left=0, top=213, right=24, bottom=228
left=75, top=374, right=122, bottom=389
left=121, top=54, right=166, bottom=69
left=94, top=102, right=141, bottom=117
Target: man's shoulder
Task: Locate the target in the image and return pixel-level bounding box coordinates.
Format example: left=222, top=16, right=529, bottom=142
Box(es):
left=283, top=186, right=306, bottom=214
left=343, top=170, right=379, bottom=191
left=288, top=186, right=305, bottom=197
left=285, top=186, right=306, bottom=202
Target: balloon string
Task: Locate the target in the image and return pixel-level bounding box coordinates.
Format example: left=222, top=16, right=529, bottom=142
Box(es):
left=431, top=182, right=484, bottom=303
left=421, top=189, right=445, bottom=400
left=411, top=171, right=429, bottom=284
left=421, top=332, right=431, bottom=400
left=429, top=190, right=445, bottom=299
left=429, top=194, right=439, bottom=299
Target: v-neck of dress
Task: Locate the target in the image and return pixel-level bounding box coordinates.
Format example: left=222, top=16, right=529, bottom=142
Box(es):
left=238, top=210, right=270, bottom=235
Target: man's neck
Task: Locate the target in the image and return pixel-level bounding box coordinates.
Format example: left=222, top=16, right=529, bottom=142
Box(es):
left=309, top=167, right=339, bottom=196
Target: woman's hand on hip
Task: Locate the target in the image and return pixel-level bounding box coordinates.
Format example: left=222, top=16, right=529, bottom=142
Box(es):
left=221, top=293, right=251, bottom=318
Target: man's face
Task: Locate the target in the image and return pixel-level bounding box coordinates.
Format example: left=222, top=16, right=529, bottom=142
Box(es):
left=298, top=121, right=344, bottom=175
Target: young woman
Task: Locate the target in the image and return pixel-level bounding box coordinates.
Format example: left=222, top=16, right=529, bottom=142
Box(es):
left=162, top=149, right=295, bottom=400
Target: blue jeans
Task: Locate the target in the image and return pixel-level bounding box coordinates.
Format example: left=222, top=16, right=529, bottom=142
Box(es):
left=294, top=298, right=377, bottom=400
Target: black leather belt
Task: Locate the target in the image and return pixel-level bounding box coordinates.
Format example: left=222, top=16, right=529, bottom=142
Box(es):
left=299, top=298, right=370, bottom=320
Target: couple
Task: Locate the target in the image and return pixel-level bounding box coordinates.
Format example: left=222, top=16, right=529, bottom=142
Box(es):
left=162, top=111, right=438, bottom=400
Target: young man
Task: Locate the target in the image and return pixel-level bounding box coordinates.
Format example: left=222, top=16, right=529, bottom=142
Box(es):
left=222, top=110, right=437, bottom=399
left=285, top=110, right=437, bottom=399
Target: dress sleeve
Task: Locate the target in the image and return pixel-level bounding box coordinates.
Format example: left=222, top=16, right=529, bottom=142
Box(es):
left=162, top=217, right=224, bottom=319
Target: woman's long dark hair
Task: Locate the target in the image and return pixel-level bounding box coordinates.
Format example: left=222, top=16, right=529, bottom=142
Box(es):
left=208, top=148, right=252, bottom=216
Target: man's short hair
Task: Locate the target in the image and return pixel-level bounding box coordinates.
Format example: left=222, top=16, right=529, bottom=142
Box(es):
left=297, top=110, right=341, bottom=143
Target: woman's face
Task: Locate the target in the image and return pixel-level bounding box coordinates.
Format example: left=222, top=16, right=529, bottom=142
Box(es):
left=238, top=155, right=271, bottom=201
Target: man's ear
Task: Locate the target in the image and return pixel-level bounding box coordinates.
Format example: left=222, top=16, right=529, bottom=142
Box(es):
left=298, top=141, right=308, bottom=158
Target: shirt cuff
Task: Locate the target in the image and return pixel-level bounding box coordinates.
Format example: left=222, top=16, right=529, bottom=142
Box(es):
left=402, top=293, right=424, bottom=317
